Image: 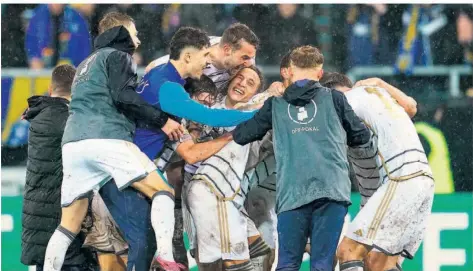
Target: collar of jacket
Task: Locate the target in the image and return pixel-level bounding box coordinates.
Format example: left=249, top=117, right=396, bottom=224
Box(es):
left=162, top=61, right=186, bottom=86
left=93, top=25, right=135, bottom=55
left=283, top=80, right=323, bottom=107
left=23, top=96, right=69, bottom=121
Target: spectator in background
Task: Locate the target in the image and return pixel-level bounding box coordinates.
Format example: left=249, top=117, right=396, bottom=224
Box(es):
left=456, top=4, right=473, bottom=93
left=394, top=4, right=465, bottom=74
left=161, top=4, right=182, bottom=51
left=21, top=64, right=98, bottom=271
left=215, top=4, right=239, bottom=35
left=70, top=4, right=103, bottom=40
left=346, top=4, right=392, bottom=67
left=25, top=4, right=91, bottom=69
left=1, top=4, right=36, bottom=67
left=232, top=4, right=272, bottom=64
left=180, top=4, right=217, bottom=35
left=266, top=4, right=318, bottom=65
left=457, top=5, right=473, bottom=65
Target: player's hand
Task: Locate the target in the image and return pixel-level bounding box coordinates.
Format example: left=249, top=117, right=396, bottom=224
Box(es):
left=354, top=77, right=383, bottom=88
left=267, top=81, right=285, bottom=97
left=161, top=119, right=185, bottom=141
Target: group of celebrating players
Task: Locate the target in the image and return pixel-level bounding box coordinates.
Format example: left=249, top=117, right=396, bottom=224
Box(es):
left=41, top=10, right=434, bottom=271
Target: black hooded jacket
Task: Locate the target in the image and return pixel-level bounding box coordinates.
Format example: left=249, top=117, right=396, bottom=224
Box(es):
left=21, top=96, right=95, bottom=267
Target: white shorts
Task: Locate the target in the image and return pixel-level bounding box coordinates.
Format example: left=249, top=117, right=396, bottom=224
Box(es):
left=187, top=180, right=250, bottom=263
left=346, top=176, right=434, bottom=257
left=183, top=173, right=262, bottom=254
left=61, top=139, right=157, bottom=206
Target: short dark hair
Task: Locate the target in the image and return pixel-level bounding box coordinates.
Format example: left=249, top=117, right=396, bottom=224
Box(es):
left=221, top=23, right=260, bottom=50
left=98, top=12, right=134, bottom=34
left=169, top=27, right=210, bottom=60
left=51, top=64, right=76, bottom=96
left=290, top=45, right=324, bottom=69
left=184, top=75, right=218, bottom=99
left=280, top=50, right=291, bottom=69
left=320, top=72, right=353, bottom=89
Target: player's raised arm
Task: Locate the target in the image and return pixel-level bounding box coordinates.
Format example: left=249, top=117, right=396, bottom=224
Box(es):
left=175, top=132, right=233, bottom=165
left=354, top=77, right=417, bottom=118
left=233, top=97, right=274, bottom=146
left=159, top=81, right=256, bottom=127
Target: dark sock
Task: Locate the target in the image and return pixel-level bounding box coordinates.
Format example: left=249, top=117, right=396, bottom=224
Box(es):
left=339, top=260, right=364, bottom=271
left=224, top=261, right=253, bottom=271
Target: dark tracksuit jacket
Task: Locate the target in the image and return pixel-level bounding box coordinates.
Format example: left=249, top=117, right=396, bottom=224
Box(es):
left=233, top=80, right=371, bottom=214
left=62, top=25, right=169, bottom=146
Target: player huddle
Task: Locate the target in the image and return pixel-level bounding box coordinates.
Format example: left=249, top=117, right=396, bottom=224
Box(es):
left=42, top=11, right=434, bottom=271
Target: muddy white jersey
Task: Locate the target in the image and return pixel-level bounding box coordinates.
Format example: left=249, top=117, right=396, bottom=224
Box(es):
left=344, top=86, right=432, bottom=184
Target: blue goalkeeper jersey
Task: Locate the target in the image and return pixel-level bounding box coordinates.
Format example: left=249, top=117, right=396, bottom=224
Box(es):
left=134, top=61, right=255, bottom=160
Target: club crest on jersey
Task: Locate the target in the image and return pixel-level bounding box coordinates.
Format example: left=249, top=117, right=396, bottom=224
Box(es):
left=287, top=100, right=317, bottom=125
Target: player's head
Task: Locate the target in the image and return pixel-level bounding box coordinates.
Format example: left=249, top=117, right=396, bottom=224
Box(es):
left=219, top=23, right=259, bottom=70
left=287, top=46, right=324, bottom=84
left=226, top=65, right=265, bottom=106
left=99, top=12, right=140, bottom=49
left=280, top=51, right=292, bottom=88
left=170, top=27, right=211, bottom=79
left=320, top=72, right=353, bottom=92
left=49, top=64, right=76, bottom=99
left=184, top=75, right=218, bottom=107
left=48, top=4, right=65, bottom=15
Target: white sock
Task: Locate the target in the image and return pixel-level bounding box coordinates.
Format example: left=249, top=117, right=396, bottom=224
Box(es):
left=251, top=255, right=265, bottom=271
left=43, top=226, right=75, bottom=270
left=151, top=192, right=176, bottom=262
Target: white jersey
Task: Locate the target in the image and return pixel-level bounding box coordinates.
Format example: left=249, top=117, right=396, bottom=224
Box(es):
left=190, top=97, right=249, bottom=208
left=345, top=86, right=432, bottom=184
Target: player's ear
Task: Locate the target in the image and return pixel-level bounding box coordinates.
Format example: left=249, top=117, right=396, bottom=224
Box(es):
left=318, top=69, right=324, bottom=80
left=222, top=43, right=232, bottom=56
left=280, top=68, right=288, bottom=80
left=48, top=85, right=53, bottom=96
left=184, top=51, right=192, bottom=64
left=287, top=66, right=294, bottom=78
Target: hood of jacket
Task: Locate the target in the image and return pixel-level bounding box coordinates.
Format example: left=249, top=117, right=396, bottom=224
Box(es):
left=94, top=25, right=136, bottom=55
left=282, top=80, right=323, bottom=107
left=23, top=96, right=69, bottom=121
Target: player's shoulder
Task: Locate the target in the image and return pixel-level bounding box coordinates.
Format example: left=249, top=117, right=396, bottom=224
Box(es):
left=153, top=55, right=170, bottom=67
left=344, top=86, right=371, bottom=101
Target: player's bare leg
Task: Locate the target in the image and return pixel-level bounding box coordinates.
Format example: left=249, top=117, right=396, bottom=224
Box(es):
left=223, top=259, right=254, bottom=271
left=131, top=170, right=185, bottom=271
left=44, top=198, right=89, bottom=270
left=97, top=253, right=126, bottom=271
left=365, top=252, right=400, bottom=271
left=337, top=237, right=372, bottom=271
